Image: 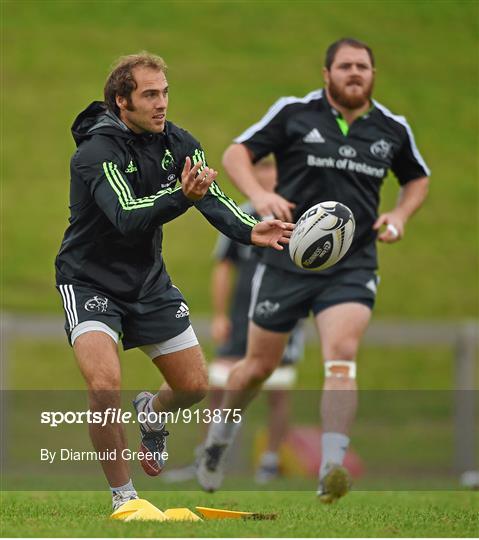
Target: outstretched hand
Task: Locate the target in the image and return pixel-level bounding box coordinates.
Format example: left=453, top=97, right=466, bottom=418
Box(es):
left=251, top=220, right=295, bottom=251
left=181, top=157, right=217, bottom=201
left=373, top=211, right=405, bottom=243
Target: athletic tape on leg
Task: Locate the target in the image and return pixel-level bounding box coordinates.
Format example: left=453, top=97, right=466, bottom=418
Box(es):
left=324, top=360, right=356, bottom=379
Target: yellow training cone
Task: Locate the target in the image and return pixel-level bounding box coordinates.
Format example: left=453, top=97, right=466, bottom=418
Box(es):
left=164, top=508, right=203, bottom=521
left=195, top=506, right=277, bottom=520
left=124, top=507, right=169, bottom=522
left=110, top=498, right=168, bottom=521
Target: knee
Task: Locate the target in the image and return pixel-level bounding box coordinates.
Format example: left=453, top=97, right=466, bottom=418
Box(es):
left=188, top=384, right=208, bottom=406
left=326, top=339, right=359, bottom=361
left=181, top=377, right=209, bottom=406
left=86, top=372, right=121, bottom=393
left=88, top=388, right=121, bottom=412
left=247, top=357, right=276, bottom=385
left=86, top=374, right=121, bottom=411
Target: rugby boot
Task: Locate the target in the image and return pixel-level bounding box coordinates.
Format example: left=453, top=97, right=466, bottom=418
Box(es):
left=196, top=441, right=230, bottom=492
left=133, top=391, right=169, bottom=476
left=317, top=463, right=351, bottom=503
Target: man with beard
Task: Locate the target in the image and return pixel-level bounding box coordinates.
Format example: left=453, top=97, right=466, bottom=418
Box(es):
left=196, top=38, right=430, bottom=502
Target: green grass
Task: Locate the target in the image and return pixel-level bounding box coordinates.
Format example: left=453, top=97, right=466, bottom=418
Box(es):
left=6, top=338, right=460, bottom=390
left=2, top=0, right=478, bottom=317
left=1, top=490, right=478, bottom=537
left=2, top=2, right=478, bottom=537
left=3, top=339, right=474, bottom=497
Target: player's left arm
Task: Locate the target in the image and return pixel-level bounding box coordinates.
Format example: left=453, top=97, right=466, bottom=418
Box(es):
left=373, top=176, right=429, bottom=242
left=374, top=119, right=430, bottom=243
left=187, top=145, right=293, bottom=249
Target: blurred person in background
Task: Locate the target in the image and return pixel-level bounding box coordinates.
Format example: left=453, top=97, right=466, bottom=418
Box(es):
left=163, top=160, right=304, bottom=485
left=54, top=52, right=293, bottom=512
left=207, top=161, right=305, bottom=484
left=197, top=38, right=430, bottom=502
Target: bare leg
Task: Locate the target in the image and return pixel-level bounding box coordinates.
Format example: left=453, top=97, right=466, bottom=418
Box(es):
left=73, top=331, right=129, bottom=488
left=314, top=303, right=371, bottom=500
left=266, top=390, right=290, bottom=453
left=151, top=344, right=209, bottom=412
left=202, top=358, right=239, bottom=437
left=133, top=344, right=210, bottom=477
left=197, top=323, right=288, bottom=491
left=254, top=389, right=290, bottom=483
left=221, top=322, right=288, bottom=410
left=316, top=302, right=371, bottom=436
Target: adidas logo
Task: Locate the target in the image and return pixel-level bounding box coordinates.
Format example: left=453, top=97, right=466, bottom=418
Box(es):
left=365, top=278, right=377, bottom=294
left=175, top=302, right=189, bottom=318
left=125, top=160, right=138, bottom=173
left=303, top=128, right=325, bottom=143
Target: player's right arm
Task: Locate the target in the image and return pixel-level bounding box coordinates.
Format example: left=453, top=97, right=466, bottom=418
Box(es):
left=72, top=142, right=208, bottom=235
left=210, top=258, right=234, bottom=345
left=209, top=232, right=241, bottom=344
left=222, top=144, right=295, bottom=222
left=223, top=98, right=296, bottom=222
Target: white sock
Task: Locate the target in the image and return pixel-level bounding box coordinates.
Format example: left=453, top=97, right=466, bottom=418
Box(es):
left=260, top=451, right=279, bottom=467
left=110, top=479, right=136, bottom=495
left=143, top=395, right=165, bottom=432
left=320, top=432, right=350, bottom=478
left=206, top=416, right=242, bottom=446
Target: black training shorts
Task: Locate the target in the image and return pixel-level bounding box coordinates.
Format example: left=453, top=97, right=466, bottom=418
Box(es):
left=249, top=264, right=379, bottom=333
left=56, top=279, right=191, bottom=350
left=217, top=320, right=304, bottom=365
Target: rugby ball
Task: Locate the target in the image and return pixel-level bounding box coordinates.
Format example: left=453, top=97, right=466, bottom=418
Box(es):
left=289, top=201, right=355, bottom=271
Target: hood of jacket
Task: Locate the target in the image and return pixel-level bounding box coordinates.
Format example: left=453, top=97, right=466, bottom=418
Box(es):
left=71, top=101, right=133, bottom=146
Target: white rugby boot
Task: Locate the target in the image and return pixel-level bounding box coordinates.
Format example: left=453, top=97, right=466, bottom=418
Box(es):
left=196, top=441, right=230, bottom=492
left=132, top=391, right=169, bottom=476
left=111, top=490, right=139, bottom=511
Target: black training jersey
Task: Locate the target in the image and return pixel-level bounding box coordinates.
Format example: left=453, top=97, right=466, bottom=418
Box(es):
left=235, top=89, right=430, bottom=274
left=55, top=102, right=257, bottom=300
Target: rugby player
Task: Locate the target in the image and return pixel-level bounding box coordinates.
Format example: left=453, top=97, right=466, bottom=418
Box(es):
left=197, top=38, right=430, bottom=502
left=55, top=52, right=293, bottom=511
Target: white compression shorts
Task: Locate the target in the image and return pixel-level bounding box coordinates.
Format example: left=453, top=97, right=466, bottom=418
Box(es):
left=71, top=321, right=199, bottom=359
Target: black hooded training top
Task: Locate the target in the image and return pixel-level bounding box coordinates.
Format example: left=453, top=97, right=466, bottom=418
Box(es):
left=235, top=89, right=430, bottom=275
left=55, top=102, right=257, bottom=300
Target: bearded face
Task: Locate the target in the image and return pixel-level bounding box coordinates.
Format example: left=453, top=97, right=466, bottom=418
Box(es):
left=324, top=46, right=375, bottom=110
left=328, top=73, right=374, bottom=109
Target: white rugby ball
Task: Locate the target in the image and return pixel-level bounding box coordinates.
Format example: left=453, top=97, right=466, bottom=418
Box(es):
left=289, top=201, right=355, bottom=271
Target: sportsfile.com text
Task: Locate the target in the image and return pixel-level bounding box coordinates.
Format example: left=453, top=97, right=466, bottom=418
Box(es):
left=40, top=408, right=242, bottom=428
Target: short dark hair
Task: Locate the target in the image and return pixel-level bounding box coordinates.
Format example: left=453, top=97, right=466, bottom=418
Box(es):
left=324, top=38, right=375, bottom=70
left=104, top=52, right=168, bottom=114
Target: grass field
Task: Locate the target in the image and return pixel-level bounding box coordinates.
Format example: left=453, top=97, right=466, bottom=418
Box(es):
left=2, top=1, right=478, bottom=537
left=2, top=0, right=478, bottom=317
left=7, top=339, right=459, bottom=390
left=1, top=490, right=478, bottom=537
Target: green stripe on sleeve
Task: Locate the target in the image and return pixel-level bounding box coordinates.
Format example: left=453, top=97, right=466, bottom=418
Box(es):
left=189, top=148, right=256, bottom=227
left=191, top=148, right=206, bottom=171
left=209, top=182, right=257, bottom=227
left=103, top=162, right=182, bottom=210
